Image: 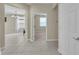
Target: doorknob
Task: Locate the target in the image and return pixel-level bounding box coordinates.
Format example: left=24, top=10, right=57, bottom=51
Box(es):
left=73, top=37, right=79, bottom=40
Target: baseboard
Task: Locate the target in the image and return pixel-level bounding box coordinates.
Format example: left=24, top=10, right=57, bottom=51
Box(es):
left=46, top=39, right=58, bottom=41
left=5, top=33, right=18, bottom=37
left=0, top=47, right=5, bottom=55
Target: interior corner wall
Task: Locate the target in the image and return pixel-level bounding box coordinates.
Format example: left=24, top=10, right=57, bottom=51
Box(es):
left=0, top=4, right=5, bottom=49
left=47, top=6, right=58, bottom=40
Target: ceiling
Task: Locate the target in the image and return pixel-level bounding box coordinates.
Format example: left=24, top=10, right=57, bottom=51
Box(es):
left=5, top=3, right=57, bottom=15
left=26, top=3, right=57, bottom=8
left=5, top=4, right=26, bottom=15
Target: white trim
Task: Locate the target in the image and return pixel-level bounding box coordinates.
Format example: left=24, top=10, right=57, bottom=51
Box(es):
left=5, top=33, right=24, bottom=38
left=5, top=33, right=18, bottom=37
left=45, top=15, right=48, bottom=41
left=46, top=39, right=58, bottom=41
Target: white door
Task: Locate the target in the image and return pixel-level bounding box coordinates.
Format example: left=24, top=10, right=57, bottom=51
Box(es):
left=59, top=4, right=78, bottom=54
left=66, top=4, right=77, bottom=54
left=68, top=9, right=77, bottom=54
left=64, top=4, right=79, bottom=54
left=59, top=4, right=79, bottom=55
left=74, top=5, right=79, bottom=54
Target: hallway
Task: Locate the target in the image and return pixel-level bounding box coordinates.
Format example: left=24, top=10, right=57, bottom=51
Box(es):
left=2, top=33, right=59, bottom=55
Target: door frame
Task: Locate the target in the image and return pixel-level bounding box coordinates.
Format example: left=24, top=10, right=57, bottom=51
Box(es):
left=32, top=13, right=48, bottom=41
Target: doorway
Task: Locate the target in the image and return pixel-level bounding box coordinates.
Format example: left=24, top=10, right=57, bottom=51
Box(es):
left=3, top=4, right=26, bottom=54
left=34, top=14, right=47, bottom=41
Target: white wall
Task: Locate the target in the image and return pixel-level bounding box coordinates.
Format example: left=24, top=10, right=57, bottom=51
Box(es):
left=47, top=7, right=58, bottom=40
left=0, top=4, right=4, bottom=54
left=30, top=4, right=58, bottom=41
left=5, top=15, right=17, bottom=34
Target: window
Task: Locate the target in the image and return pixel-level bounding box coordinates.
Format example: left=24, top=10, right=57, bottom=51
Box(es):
left=40, top=17, right=47, bottom=27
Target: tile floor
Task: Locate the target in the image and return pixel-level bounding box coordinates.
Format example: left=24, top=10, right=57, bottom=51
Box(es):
left=2, top=33, right=60, bottom=55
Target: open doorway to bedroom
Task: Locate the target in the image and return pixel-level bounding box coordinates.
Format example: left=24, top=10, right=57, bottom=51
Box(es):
left=34, top=14, right=47, bottom=41
left=3, top=4, right=26, bottom=54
